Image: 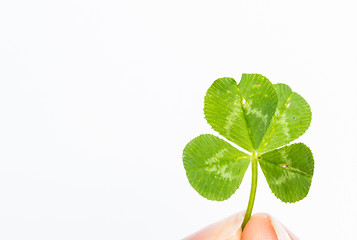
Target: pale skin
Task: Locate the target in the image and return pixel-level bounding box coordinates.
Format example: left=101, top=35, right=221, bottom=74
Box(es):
left=184, top=212, right=298, bottom=240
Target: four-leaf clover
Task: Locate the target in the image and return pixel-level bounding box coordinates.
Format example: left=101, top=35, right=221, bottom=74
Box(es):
left=182, top=74, right=314, bottom=226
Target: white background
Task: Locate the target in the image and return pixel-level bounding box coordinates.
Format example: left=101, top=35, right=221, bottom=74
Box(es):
left=0, top=0, right=356, bottom=239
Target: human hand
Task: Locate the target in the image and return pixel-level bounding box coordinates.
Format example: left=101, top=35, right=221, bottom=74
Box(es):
left=184, top=212, right=298, bottom=240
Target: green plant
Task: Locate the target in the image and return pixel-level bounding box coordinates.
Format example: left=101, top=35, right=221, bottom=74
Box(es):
left=182, top=74, right=314, bottom=229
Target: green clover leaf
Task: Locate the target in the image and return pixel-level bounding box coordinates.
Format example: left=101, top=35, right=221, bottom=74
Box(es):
left=182, top=73, right=314, bottom=228
left=258, top=83, right=312, bottom=153
left=203, top=74, right=278, bottom=152
left=259, top=143, right=314, bottom=203
left=183, top=134, right=250, bottom=201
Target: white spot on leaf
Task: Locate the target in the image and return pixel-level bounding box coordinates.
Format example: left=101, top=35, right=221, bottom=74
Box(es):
left=206, top=149, right=228, bottom=165
left=246, top=107, right=269, bottom=124
left=271, top=175, right=288, bottom=185
left=276, top=113, right=290, bottom=139
left=224, top=107, right=242, bottom=137
left=206, top=164, right=234, bottom=181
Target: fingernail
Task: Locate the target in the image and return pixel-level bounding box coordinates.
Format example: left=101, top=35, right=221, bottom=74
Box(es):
left=269, top=215, right=298, bottom=240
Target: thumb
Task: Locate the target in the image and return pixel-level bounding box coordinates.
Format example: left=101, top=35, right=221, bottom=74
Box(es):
left=242, top=213, right=298, bottom=240
left=183, top=212, right=298, bottom=240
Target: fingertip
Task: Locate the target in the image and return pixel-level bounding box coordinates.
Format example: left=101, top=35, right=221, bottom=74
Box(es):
left=242, top=213, right=278, bottom=240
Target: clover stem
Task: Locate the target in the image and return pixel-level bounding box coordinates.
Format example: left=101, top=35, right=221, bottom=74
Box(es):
left=242, top=153, right=258, bottom=229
